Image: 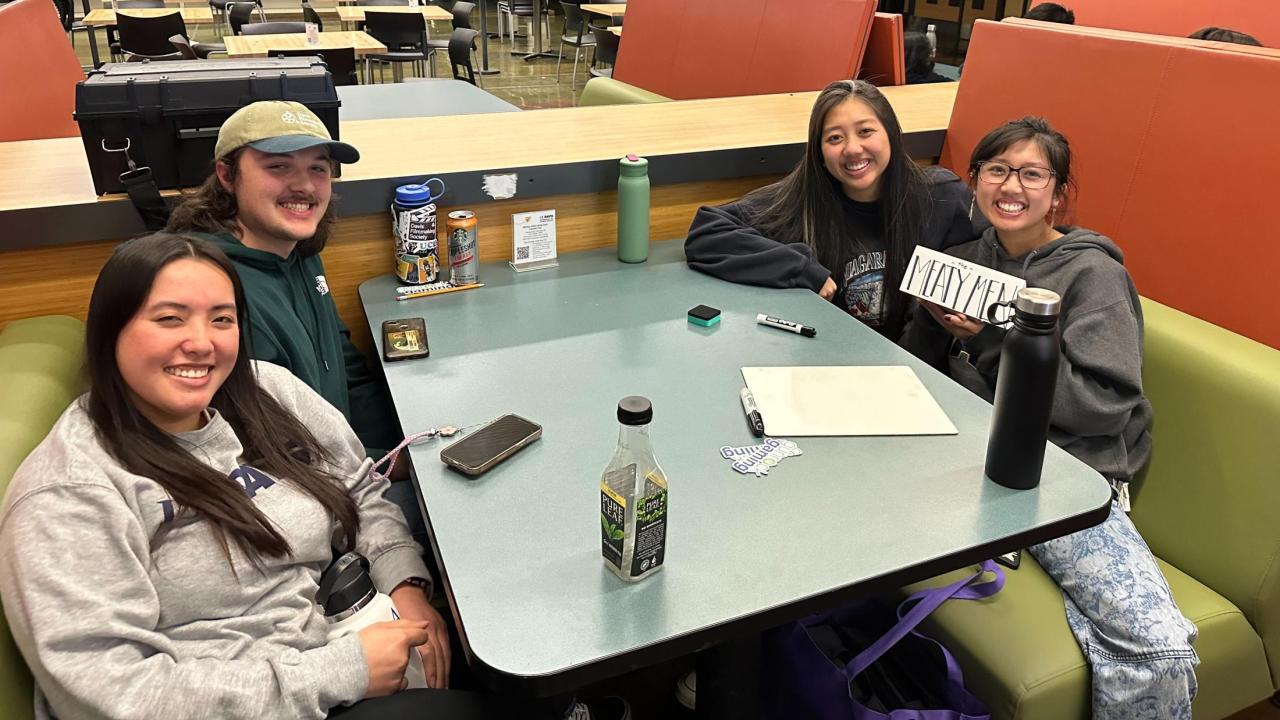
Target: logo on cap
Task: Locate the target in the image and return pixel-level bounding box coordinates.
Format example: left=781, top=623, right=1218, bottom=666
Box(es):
left=281, top=110, right=323, bottom=129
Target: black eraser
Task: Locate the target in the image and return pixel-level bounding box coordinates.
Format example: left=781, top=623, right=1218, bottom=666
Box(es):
left=688, top=305, right=722, bottom=327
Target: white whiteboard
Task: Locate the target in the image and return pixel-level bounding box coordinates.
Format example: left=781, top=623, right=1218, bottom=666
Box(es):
left=741, top=366, right=958, bottom=437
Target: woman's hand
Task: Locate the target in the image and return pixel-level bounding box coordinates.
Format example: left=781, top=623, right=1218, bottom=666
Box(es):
left=358, top=620, right=431, bottom=697
left=818, top=277, right=837, bottom=300
left=920, top=300, right=983, bottom=341
left=390, top=584, right=452, bottom=689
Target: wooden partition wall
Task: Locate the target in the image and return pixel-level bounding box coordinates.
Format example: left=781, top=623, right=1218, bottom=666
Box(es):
left=613, top=0, right=877, bottom=99
left=944, top=19, right=1280, bottom=348
left=1028, top=0, right=1280, bottom=47
left=0, top=0, right=84, bottom=142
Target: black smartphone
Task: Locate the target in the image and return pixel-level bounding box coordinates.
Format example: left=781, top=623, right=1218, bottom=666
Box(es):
left=382, top=318, right=429, bottom=361
left=440, top=414, right=542, bottom=476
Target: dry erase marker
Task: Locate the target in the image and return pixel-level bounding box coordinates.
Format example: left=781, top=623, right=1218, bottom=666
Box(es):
left=756, top=313, right=816, bottom=338
left=739, top=388, right=765, bottom=437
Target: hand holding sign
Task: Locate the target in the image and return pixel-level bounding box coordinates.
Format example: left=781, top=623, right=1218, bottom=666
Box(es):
left=899, top=246, right=1025, bottom=324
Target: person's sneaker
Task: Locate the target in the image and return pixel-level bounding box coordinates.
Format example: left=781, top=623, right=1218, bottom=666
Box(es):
left=565, top=696, right=632, bottom=720
left=676, top=670, right=696, bottom=710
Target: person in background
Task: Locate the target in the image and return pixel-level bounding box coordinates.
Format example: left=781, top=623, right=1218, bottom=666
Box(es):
left=901, top=117, right=1198, bottom=719
left=685, top=80, right=987, bottom=342
left=1023, top=2, right=1074, bottom=24
left=1188, top=26, right=1263, bottom=47
left=904, top=31, right=951, bottom=84
left=164, top=101, right=424, bottom=537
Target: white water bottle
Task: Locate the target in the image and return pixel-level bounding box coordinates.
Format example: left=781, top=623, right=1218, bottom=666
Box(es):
left=318, top=553, right=428, bottom=690
left=926, top=24, right=938, bottom=60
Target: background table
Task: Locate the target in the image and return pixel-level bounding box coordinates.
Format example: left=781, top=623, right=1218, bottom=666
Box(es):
left=581, top=3, right=626, bottom=18
left=335, top=4, right=451, bottom=23
left=222, top=30, right=386, bottom=57
left=338, top=79, right=519, bottom=120
left=359, top=241, right=1111, bottom=700
left=81, top=7, right=213, bottom=26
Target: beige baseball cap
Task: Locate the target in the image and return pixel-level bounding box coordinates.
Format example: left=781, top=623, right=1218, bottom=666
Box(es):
left=214, top=100, right=359, bottom=163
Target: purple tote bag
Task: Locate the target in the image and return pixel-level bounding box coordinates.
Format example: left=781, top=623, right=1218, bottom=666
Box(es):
left=765, top=561, right=1005, bottom=720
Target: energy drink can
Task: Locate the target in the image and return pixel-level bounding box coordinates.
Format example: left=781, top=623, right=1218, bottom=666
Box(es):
left=446, top=210, right=479, bottom=285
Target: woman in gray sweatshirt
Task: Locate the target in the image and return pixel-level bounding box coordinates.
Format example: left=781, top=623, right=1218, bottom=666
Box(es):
left=0, top=234, right=513, bottom=719
left=902, top=118, right=1199, bottom=720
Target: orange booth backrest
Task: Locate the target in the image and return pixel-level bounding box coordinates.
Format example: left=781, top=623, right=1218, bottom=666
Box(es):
left=0, top=0, right=84, bottom=142
left=943, top=19, right=1280, bottom=349
left=613, top=0, right=877, bottom=100
left=858, top=12, right=906, bottom=87
left=1029, top=0, right=1280, bottom=48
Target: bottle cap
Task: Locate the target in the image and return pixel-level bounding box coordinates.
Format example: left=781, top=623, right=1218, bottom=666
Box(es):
left=394, top=183, right=434, bottom=206
left=617, top=396, right=653, bottom=425
left=620, top=154, right=648, bottom=174
left=317, top=552, right=376, bottom=617
left=1014, top=287, right=1062, bottom=317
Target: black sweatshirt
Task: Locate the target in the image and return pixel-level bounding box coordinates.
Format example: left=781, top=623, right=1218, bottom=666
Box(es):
left=684, top=167, right=988, bottom=332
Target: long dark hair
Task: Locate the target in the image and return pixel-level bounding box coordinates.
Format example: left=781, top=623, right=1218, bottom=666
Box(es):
left=743, top=79, right=931, bottom=336
left=968, top=116, right=1076, bottom=221
left=85, top=233, right=358, bottom=562
left=165, top=147, right=336, bottom=257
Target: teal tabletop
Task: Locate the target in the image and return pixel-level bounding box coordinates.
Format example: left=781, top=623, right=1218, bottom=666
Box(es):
left=359, top=239, right=1111, bottom=695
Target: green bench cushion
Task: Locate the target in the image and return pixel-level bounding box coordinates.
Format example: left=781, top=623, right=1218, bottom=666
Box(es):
left=0, top=315, right=87, bottom=720
left=905, top=554, right=1273, bottom=720
left=578, top=77, right=672, bottom=107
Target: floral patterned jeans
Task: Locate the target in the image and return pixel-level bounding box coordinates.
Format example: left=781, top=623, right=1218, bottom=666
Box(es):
left=1029, top=502, right=1200, bottom=720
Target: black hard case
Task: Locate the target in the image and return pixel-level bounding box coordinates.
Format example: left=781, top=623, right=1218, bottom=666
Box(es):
left=74, top=58, right=341, bottom=196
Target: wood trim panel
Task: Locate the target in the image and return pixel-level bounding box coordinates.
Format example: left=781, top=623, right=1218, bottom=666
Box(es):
left=0, top=175, right=778, bottom=354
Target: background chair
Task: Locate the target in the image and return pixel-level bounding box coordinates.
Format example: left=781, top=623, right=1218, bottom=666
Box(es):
left=555, top=1, right=594, bottom=85
left=363, top=9, right=430, bottom=82
left=169, top=32, right=226, bottom=58
left=301, top=0, right=322, bottom=31
left=106, top=0, right=164, bottom=61
left=274, top=46, right=359, bottom=86
left=241, top=20, right=305, bottom=34
left=226, top=0, right=265, bottom=35
left=425, top=0, right=473, bottom=76
left=115, top=10, right=187, bottom=60
left=497, top=0, right=547, bottom=46
left=447, top=26, right=479, bottom=85
left=588, top=25, right=617, bottom=78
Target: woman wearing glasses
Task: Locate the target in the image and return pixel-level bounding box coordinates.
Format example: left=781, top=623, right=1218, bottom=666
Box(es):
left=684, top=80, right=987, bottom=341
left=902, top=117, right=1199, bottom=719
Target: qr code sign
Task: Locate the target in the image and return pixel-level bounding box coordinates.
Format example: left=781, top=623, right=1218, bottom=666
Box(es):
left=516, top=246, right=530, bottom=260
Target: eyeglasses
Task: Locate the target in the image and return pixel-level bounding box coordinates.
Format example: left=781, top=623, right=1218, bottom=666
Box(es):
left=974, top=161, right=1056, bottom=190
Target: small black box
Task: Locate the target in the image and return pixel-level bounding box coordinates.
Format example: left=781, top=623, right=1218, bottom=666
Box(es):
left=75, top=58, right=341, bottom=196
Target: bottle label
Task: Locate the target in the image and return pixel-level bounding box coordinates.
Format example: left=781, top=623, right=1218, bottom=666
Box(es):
left=630, top=471, right=667, bottom=576
left=600, top=464, right=633, bottom=571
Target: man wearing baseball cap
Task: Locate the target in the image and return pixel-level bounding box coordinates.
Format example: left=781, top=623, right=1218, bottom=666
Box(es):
left=166, top=101, right=455, bottom=685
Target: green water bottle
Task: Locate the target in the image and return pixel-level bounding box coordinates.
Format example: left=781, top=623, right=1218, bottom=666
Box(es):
left=617, top=154, right=650, bottom=263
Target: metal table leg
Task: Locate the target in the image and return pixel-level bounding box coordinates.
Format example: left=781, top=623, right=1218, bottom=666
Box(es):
left=518, top=0, right=558, bottom=61
left=476, top=0, right=499, bottom=74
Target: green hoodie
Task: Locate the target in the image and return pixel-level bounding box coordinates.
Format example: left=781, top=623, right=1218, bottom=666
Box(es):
left=198, top=232, right=401, bottom=458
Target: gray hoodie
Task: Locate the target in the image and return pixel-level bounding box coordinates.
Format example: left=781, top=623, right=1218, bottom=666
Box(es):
left=0, top=362, right=429, bottom=720
left=902, top=226, right=1153, bottom=480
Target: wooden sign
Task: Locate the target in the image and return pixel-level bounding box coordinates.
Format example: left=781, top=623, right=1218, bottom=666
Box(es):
left=899, top=246, right=1025, bottom=323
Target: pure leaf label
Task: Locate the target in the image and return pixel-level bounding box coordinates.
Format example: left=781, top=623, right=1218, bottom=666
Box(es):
left=600, top=464, right=634, bottom=570
left=629, top=471, right=667, bottom=577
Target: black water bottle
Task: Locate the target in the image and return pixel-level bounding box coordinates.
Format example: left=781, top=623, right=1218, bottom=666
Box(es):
left=985, top=288, right=1062, bottom=490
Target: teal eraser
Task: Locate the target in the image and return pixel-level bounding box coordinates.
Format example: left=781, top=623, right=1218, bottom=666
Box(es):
left=688, top=305, right=721, bottom=327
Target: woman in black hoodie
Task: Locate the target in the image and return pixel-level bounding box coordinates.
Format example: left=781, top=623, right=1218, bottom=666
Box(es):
left=684, top=80, right=986, bottom=341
